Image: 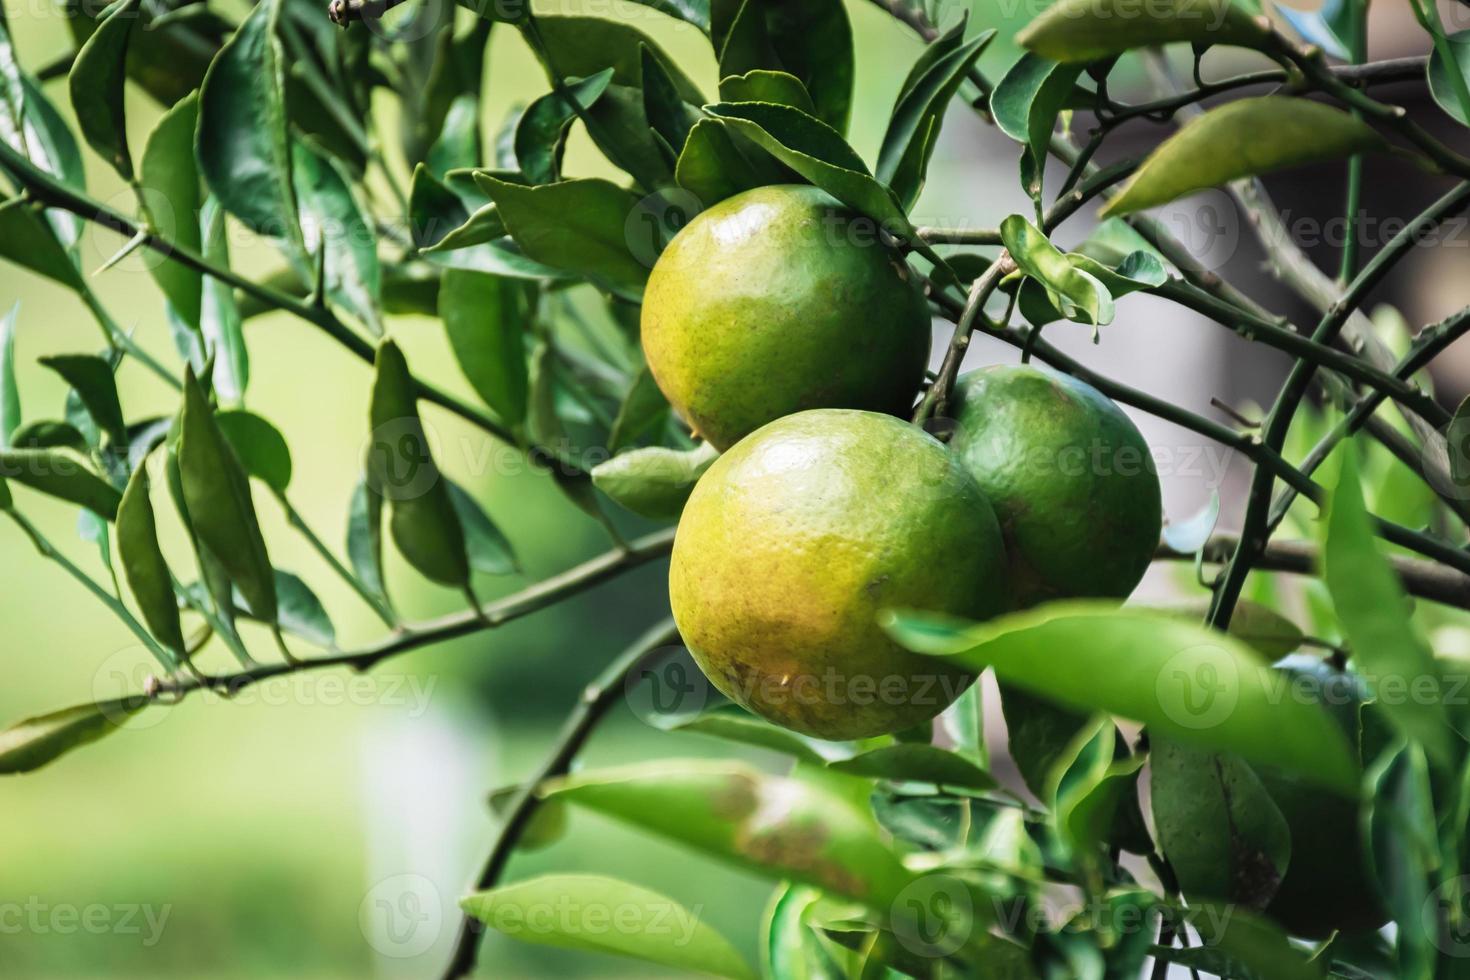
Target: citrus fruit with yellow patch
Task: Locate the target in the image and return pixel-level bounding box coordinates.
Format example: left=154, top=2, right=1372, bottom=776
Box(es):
left=948, top=364, right=1161, bottom=606
left=670, top=410, right=1012, bottom=739
left=1255, top=655, right=1388, bottom=938
left=641, top=185, right=931, bottom=451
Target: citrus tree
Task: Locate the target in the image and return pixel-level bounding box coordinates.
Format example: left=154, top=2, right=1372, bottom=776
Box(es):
left=2, top=0, right=1470, bottom=977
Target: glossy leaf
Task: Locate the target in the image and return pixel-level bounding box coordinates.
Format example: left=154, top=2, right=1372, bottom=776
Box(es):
left=879, top=26, right=992, bottom=209
left=515, top=69, right=614, bottom=185
left=68, top=0, right=139, bottom=179
left=0, top=449, right=121, bottom=519
left=1323, top=449, right=1451, bottom=764
left=705, top=108, right=915, bottom=241
left=1278, top=0, right=1352, bottom=60
left=424, top=204, right=507, bottom=255
left=991, top=52, right=1083, bottom=200
left=38, top=355, right=125, bottom=446
left=177, top=370, right=277, bottom=622
left=706, top=102, right=867, bottom=176
left=1366, top=742, right=1438, bottom=979
left=534, top=14, right=703, bottom=104
left=545, top=760, right=914, bottom=906
left=1051, top=720, right=1149, bottom=882
left=1002, top=215, right=1113, bottom=326
left=463, top=875, right=756, bottom=980
left=762, top=884, right=850, bottom=980
left=591, top=442, right=718, bottom=519
left=214, top=410, right=292, bottom=494
left=829, top=744, right=996, bottom=792
left=582, top=83, right=677, bottom=190
left=1159, top=903, right=1325, bottom=980
left=117, top=465, right=186, bottom=658
left=1018, top=0, right=1269, bottom=63
left=668, top=710, right=834, bottom=764
left=712, top=0, right=853, bottom=133
left=1428, top=31, right=1470, bottom=126
left=0, top=303, right=17, bottom=448
left=346, top=476, right=389, bottom=607
left=719, top=70, right=814, bottom=114
left=0, top=698, right=145, bottom=775
left=197, top=0, right=300, bottom=248
left=199, top=197, right=248, bottom=402
left=673, top=118, right=775, bottom=205
left=1102, top=98, right=1386, bottom=218
left=642, top=45, right=703, bottom=164
left=293, top=137, right=381, bottom=334
left=409, top=164, right=471, bottom=251
left=1151, top=738, right=1290, bottom=908
left=264, top=570, right=335, bottom=648
left=365, top=340, right=470, bottom=589
left=446, top=480, right=518, bottom=576
left=473, top=174, right=649, bottom=297
left=140, top=93, right=204, bottom=332
left=0, top=197, right=84, bottom=292
left=438, top=269, right=530, bottom=432
left=884, top=604, right=1358, bottom=792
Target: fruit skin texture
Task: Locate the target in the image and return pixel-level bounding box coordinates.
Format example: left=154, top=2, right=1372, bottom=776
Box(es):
left=1255, top=655, right=1388, bottom=939
left=641, top=185, right=931, bottom=451
left=948, top=364, right=1162, bottom=606
left=670, top=410, right=1012, bottom=740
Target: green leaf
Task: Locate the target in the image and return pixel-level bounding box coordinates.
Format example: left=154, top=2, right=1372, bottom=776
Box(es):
left=1018, top=0, right=1269, bottom=63
left=515, top=69, right=614, bottom=185
left=1156, top=599, right=1305, bottom=661
left=177, top=369, right=277, bottom=622
left=487, top=784, right=567, bottom=850
left=545, top=760, right=915, bottom=907
left=199, top=197, right=248, bottom=402
left=38, top=355, right=126, bottom=446
left=625, top=0, right=710, bottom=32
left=1151, top=738, right=1290, bottom=908
left=0, top=449, right=121, bottom=519
left=68, top=0, right=139, bottom=179
left=1158, top=903, right=1325, bottom=980
left=991, top=52, right=1083, bottom=201
left=365, top=340, right=470, bottom=589
left=703, top=108, right=916, bottom=242
left=197, top=0, right=300, bottom=248
left=0, top=302, right=18, bottom=448
left=535, top=14, right=703, bottom=104
left=712, top=0, right=853, bottom=134
left=667, top=710, right=834, bottom=764
left=582, top=83, right=678, bottom=191
left=1323, top=448, right=1452, bottom=764
left=0, top=698, right=146, bottom=775
left=424, top=203, right=507, bottom=255
left=706, top=102, right=868, bottom=176
left=117, top=464, right=186, bottom=658
left=940, top=684, right=985, bottom=766
left=446, top=480, right=518, bottom=576
left=0, top=197, right=84, bottom=292
left=998, top=682, right=1090, bottom=799
left=673, top=117, right=774, bottom=205
left=346, top=476, right=389, bottom=608
left=409, top=163, right=470, bottom=251
left=140, top=93, right=204, bottom=332
left=828, top=744, right=996, bottom=792
left=642, top=45, right=703, bottom=163
left=10, top=420, right=87, bottom=453
left=592, top=442, right=718, bottom=519
left=427, top=93, right=482, bottom=179
left=293, top=137, right=381, bottom=335
left=472, top=174, right=649, bottom=298
left=438, top=269, right=530, bottom=431
left=884, top=604, right=1359, bottom=793
left=462, top=874, right=756, bottom=980
left=1428, top=30, right=1470, bottom=126
left=762, top=884, right=851, bottom=980
left=607, top=364, right=671, bottom=452
left=719, top=70, right=815, bottom=115
left=214, top=410, right=292, bottom=494
left=879, top=26, right=993, bottom=209
left=1102, top=97, right=1386, bottom=218
left=1277, top=0, right=1352, bottom=60
left=263, top=569, right=334, bottom=648
left=1051, top=720, right=1149, bottom=883
left=1001, top=215, right=1113, bottom=326
left=1366, top=741, right=1438, bottom=979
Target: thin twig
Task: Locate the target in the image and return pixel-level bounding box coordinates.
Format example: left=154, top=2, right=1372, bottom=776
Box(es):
left=439, top=619, right=681, bottom=980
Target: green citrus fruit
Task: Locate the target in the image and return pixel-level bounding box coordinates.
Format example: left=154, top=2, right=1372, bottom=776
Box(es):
left=670, top=410, right=1012, bottom=740
left=948, top=364, right=1162, bottom=606
left=1256, top=655, right=1388, bottom=939
left=641, top=185, right=931, bottom=450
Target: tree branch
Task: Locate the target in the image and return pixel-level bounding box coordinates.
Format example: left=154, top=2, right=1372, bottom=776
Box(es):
left=439, top=619, right=681, bottom=980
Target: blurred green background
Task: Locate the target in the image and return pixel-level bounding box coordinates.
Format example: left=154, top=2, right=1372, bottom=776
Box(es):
left=0, top=1, right=1050, bottom=977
